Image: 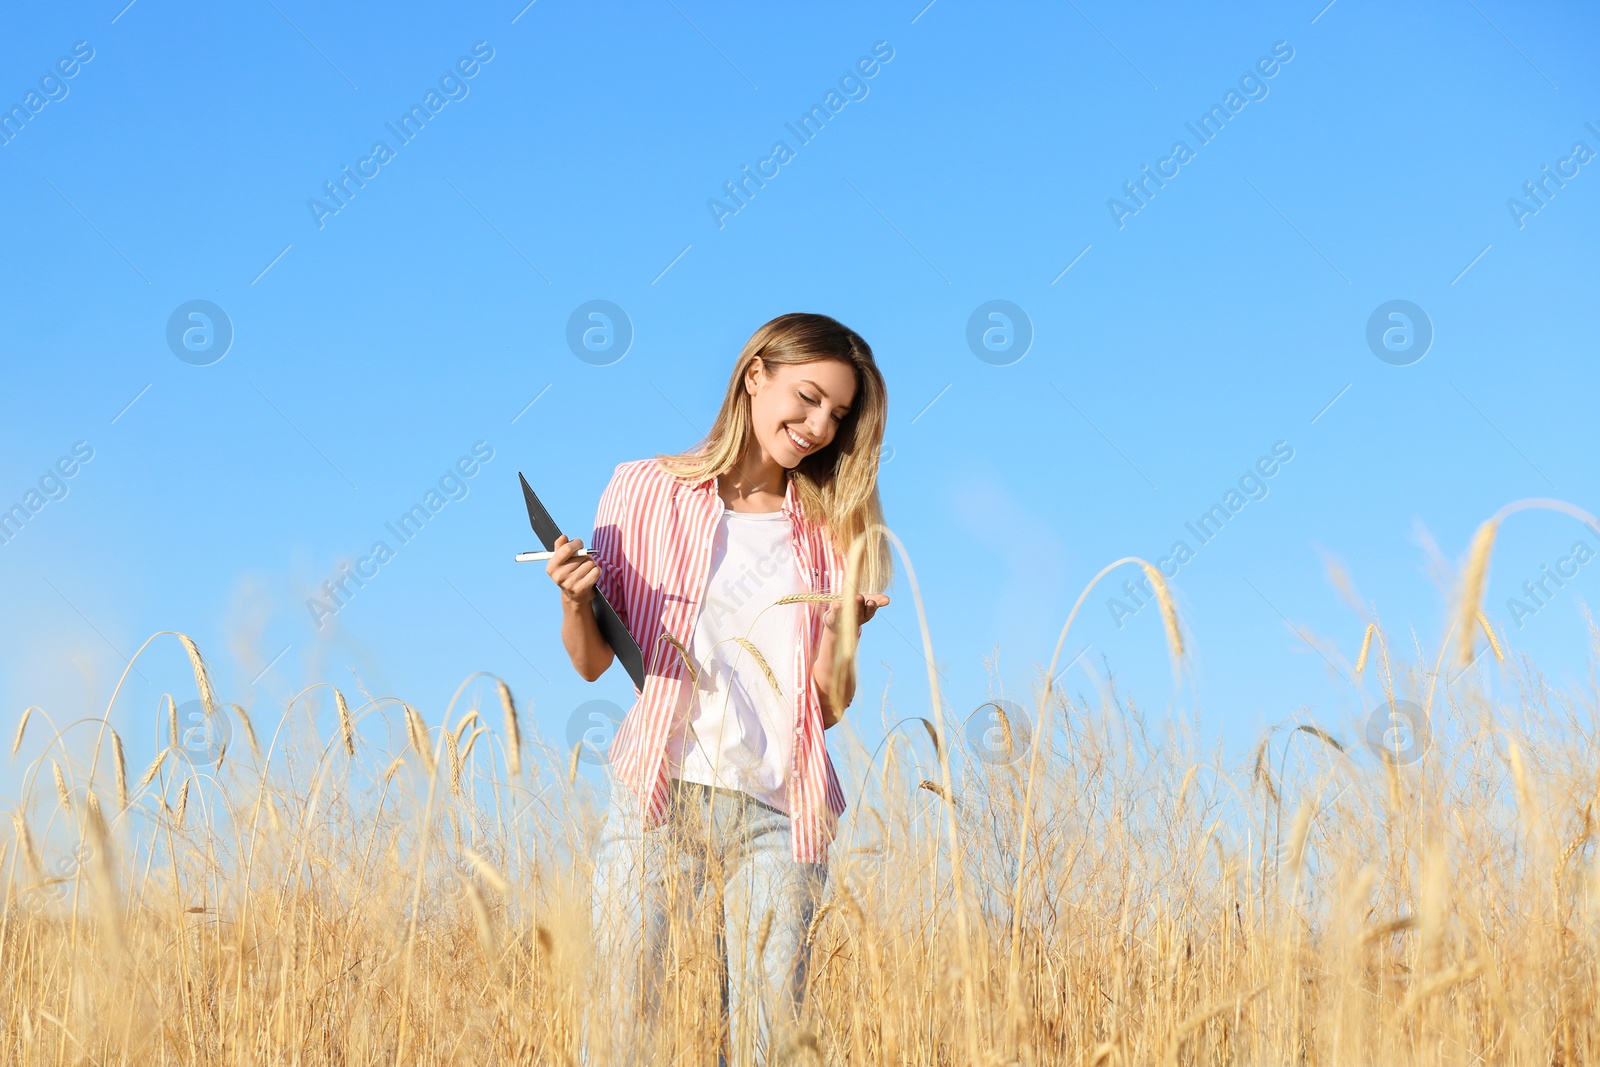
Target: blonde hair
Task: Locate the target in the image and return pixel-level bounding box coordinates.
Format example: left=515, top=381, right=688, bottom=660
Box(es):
left=654, top=312, right=892, bottom=595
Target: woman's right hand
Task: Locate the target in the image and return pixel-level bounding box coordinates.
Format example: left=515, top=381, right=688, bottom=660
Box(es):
left=547, top=534, right=600, bottom=607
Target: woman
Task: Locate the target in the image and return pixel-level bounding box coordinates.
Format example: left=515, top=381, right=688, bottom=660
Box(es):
left=548, top=312, right=892, bottom=1064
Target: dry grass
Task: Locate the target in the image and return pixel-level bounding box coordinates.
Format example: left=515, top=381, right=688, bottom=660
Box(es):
left=4, top=542, right=1600, bottom=1066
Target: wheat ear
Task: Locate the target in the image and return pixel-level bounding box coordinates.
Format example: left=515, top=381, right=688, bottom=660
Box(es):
left=497, top=680, right=522, bottom=777
left=112, top=730, right=128, bottom=812
left=335, top=689, right=356, bottom=756
left=11, top=708, right=31, bottom=757
left=1456, top=520, right=1499, bottom=666
left=1355, top=623, right=1377, bottom=674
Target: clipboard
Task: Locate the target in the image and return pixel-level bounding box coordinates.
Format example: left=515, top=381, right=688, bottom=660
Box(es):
left=518, top=472, right=647, bottom=692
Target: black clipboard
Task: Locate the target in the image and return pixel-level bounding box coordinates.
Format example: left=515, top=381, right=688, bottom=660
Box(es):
left=518, top=472, right=646, bottom=692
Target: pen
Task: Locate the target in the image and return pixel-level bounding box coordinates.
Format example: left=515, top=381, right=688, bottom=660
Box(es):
left=515, top=549, right=589, bottom=562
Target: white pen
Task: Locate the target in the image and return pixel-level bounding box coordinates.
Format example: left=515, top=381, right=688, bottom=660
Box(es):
left=515, top=549, right=590, bottom=562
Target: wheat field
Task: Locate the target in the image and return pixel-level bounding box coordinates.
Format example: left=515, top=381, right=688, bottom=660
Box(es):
left=4, top=515, right=1599, bottom=1065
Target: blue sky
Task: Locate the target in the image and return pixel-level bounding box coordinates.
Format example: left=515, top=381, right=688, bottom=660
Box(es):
left=2, top=0, right=1597, bottom=798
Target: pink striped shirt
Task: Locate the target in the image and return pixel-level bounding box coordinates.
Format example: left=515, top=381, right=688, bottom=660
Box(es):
left=590, top=457, right=849, bottom=863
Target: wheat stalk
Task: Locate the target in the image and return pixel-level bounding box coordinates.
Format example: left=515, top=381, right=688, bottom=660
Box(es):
left=1477, top=611, right=1505, bottom=662
left=987, top=703, right=1014, bottom=757
left=754, top=906, right=774, bottom=964
left=85, top=791, right=110, bottom=848
left=497, top=680, right=522, bottom=778
left=11, top=707, right=31, bottom=757
left=1284, top=802, right=1312, bottom=879
left=446, top=731, right=462, bottom=797
left=463, top=849, right=511, bottom=895
left=805, top=902, right=836, bottom=946
left=1403, top=961, right=1484, bottom=1011
left=1251, top=736, right=1280, bottom=805
left=111, top=731, right=128, bottom=812
left=1456, top=520, right=1499, bottom=666
left=1140, top=561, right=1185, bottom=663
left=462, top=880, right=498, bottom=976
left=231, top=704, right=262, bottom=761
left=335, top=689, right=356, bottom=756
left=659, top=631, right=701, bottom=691
left=177, top=634, right=216, bottom=716
left=460, top=726, right=487, bottom=763
left=11, top=813, right=41, bottom=883
left=730, top=637, right=783, bottom=698
left=1355, top=623, right=1377, bottom=674
left=403, top=705, right=436, bottom=777
left=1294, top=724, right=1346, bottom=753
left=1359, top=916, right=1419, bottom=945
left=173, top=780, right=190, bottom=829
left=51, top=761, right=70, bottom=812
left=136, top=749, right=169, bottom=792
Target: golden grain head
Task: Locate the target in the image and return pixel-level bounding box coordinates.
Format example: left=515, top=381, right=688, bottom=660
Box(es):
left=11, top=707, right=31, bottom=758
left=774, top=592, right=844, bottom=605
left=1294, top=724, right=1346, bottom=753
left=11, top=813, right=41, bottom=882
left=659, top=631, right=700, bottom=691
left=85, top=790, right=111, bottom=850
left=403, top=704, right=437, bottom=777
left=990, top=704, right=1013, bottom=755
left=174, top=779, right=190, bottom=829
left=754, top=906, right=774, bottom=962
left=464, top=848, right=511, bottom=896
left=462, top=879, right=497, bottom=969
left=1284, top=802, right=1313, bottom=878
left=460, top=726, right=487, bottom=763
left=51, top=760, right=70, bottom=812
left=496, top=679, right=522, bottom=778
left=335, top=689, right=356, bottom=757
left=1355, top=623, right=1377, bottom=675
left=177, top=633, right=216, bottom=716
left=136, top=748, right=169, bottom=792
left=231, top=704, right=262, bottom=761
left=731, top=637, right=783, bottom=698
left=1251, top=736, right=1280, bottom=805
left=1139, top=560, right=1185, bottom=663
left=112, top=730, right=128, bottom=812
left=805, top=902, right=835, bottom=946
left=446, top=730, right=462, bottom=797
left=1477, top=611, right=1505, bottom=663
left=1456, top=519, right=1499, bottom=667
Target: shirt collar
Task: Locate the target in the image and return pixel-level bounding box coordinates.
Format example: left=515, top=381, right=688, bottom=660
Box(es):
left=690, top=469, right=803, bottom=524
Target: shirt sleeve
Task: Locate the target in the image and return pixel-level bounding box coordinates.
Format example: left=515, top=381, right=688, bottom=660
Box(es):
left=590, top=463, right=631, bottom=638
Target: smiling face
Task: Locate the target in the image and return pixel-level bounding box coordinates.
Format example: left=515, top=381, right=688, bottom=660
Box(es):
left=745, top=357, right=858, bottom=469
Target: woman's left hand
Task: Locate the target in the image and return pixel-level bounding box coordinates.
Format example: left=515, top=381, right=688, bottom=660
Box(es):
left=822, top=593, right=890, bottom=634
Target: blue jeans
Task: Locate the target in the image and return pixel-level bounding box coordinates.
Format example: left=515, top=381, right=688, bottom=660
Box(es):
left=587, top=770, right=829, bottom=1066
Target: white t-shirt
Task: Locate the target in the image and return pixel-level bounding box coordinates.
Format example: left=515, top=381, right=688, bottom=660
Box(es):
left=664, top=507, right=803, bottom=813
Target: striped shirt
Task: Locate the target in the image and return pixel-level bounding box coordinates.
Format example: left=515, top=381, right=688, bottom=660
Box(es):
left=590, top=457, right=849, bottom=863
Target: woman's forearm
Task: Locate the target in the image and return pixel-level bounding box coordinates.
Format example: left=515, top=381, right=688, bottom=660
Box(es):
left=561, top=595, right=615, bottom=682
